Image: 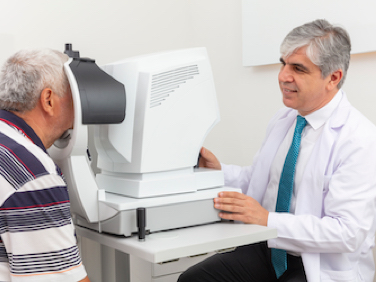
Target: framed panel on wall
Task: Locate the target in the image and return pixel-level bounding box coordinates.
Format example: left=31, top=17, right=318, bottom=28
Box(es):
left=242, top=0, right=376, bottom=66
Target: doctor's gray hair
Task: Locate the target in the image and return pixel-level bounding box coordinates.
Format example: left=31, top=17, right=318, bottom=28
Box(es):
left=0, top=48, right=69, bottom=112
left=280, top=19, right=351, bottom=89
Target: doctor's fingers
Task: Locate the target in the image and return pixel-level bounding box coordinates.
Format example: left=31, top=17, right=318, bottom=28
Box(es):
left=217, top=206, right=261, bottom=224
left=214, top=193, right=254, bottom=207
left=214, top=198, right=243, bottom=211
left=199, top=147, right=221, bottom=170
left=219, top=206, right=268, bottom=225
left=214, top=201, right=244, bottom=212
left=214, top=195, right=260, bottom=211
left=215, top=197, right=269, bottom=226
left=213, top=198, right=258, bottom=216
left=218, top=212, right=256, bottom=224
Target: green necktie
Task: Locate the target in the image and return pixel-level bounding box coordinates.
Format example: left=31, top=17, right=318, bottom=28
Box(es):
left=271, top=115, right=307, bottom=279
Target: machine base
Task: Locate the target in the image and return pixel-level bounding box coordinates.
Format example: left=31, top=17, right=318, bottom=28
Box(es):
left=74, top=186, right=240, bottom=237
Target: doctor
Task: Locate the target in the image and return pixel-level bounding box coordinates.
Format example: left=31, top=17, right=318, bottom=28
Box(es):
left=178, top=19, right=376, bottom=282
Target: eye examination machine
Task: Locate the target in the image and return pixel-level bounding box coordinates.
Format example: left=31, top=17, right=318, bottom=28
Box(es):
left=48, top=44, right=277, bottom=282
left=48, top=44, right=241, bottom=238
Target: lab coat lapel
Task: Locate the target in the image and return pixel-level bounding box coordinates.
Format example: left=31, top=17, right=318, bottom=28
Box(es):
left=295, top=94, right=350, bottom=216
left=295, top=124, right=336, bottom=216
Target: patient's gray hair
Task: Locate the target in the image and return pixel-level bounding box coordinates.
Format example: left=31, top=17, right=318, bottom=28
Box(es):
left=0, top=48, right=69, bottom=112
left=281, top=19, right=351, bottom=89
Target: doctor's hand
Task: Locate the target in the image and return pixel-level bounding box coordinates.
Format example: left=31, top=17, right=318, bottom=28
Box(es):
left=214, top=191, right=269, bottom=226
left=198, top=147, right=221, bottom=170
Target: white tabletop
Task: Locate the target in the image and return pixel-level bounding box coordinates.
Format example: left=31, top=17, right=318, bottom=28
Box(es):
left=76, top=221, right=277, bottom=263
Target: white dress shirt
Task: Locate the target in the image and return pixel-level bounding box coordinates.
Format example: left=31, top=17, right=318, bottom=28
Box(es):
left=262, top=90, right=342, bottom=214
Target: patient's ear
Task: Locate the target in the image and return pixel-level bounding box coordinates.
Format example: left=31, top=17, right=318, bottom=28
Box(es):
left=39, top=88, right=54, bottom=116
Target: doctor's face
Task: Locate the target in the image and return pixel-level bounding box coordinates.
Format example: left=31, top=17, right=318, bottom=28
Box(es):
left=278, top=47, right=334, bottom=116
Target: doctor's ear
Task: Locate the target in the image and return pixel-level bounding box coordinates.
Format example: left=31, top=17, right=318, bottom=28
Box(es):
left=327, top=70, right=343, bottom=90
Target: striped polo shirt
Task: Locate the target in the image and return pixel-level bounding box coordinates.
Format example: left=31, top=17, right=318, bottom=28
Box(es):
left=0, top=110, right=87, bottom=281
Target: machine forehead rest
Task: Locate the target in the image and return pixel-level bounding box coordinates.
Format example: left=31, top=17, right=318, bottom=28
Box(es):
left=65, top=44, right=126, bottom=125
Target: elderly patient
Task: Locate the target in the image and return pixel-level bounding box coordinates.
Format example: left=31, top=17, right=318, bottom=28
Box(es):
left=178, top=19, right=376, bottom=282
left=0, top=49, right=90, bottom=281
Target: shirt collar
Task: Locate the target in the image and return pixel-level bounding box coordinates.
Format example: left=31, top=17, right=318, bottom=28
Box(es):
left=303, top=89, right=343, bottom=130
left=0, top=110, right=47, bottom=153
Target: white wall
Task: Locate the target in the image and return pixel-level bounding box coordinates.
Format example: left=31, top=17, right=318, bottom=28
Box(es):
left=1, top=1, right=375, bottom=166
left=242, top=0, right=376, bottom=66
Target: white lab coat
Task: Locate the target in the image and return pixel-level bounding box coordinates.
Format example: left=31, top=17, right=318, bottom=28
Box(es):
left=222, top=93, right=376, bottom=281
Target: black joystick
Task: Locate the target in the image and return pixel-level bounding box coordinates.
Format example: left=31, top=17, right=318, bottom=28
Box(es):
left=137, top=207, right=146, bottom=242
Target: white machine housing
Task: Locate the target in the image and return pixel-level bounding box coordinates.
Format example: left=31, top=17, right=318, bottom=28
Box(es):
left=49, top=46, right=240, bottom=237
left=96, top=48, right=224, bottom=198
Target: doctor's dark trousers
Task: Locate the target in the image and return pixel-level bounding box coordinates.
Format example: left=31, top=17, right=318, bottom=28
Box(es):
left=177, top=242, right=307, bottom=282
